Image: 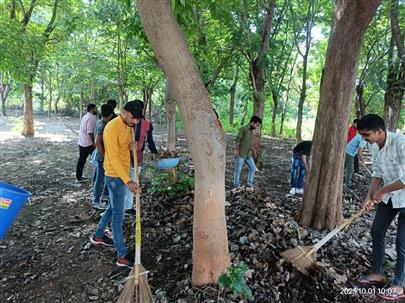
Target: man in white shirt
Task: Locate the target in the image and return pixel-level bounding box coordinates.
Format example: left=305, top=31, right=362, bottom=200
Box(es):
left=76, top=103, right=97, bottom=182
left=357, top=114, right=405, bottom=300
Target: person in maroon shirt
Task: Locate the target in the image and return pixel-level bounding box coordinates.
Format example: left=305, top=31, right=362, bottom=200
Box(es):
left=348, top=119, right=359, bottom=173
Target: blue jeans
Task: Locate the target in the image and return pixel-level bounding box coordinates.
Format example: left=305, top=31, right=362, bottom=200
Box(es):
left=233, top=156, right=256, bottom=187
left=290, top=154, right=306, bottom=189
left=95, top=176, right=127, bottom=258
left=93, top=160, right=109, bottom=204
left=371, top=200, right=405, bottom=286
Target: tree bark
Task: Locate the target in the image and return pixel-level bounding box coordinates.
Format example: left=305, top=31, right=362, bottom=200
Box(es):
left=229, top=65, right=239, bottom=127
left=279, top=53, right=298, bottom=135
left=40, top=76, right=45, bottom=112
left=0, top=75, right=12, bottom=116
left=384, top=37, right=404, bottom=131
left=79, top=91, right=84, bottom=119
left=21, top=0, right=59, bottom=136
left=292, top=0, right=314, bottom=143
left=299, top=0, right=381, bottom=230
left=271, top=89, right=278, bottom=137
left=356, top=84, right=366, bottom=118
left=54, top=96, right=60, bottom=114
left=240, top=98, right=248, bottom=126
left=48, top=72, right=52, bottom=118
left=138, top=0, right=230, bottom=285
left=165, top=78, right=176, bottom=153
left=384, top=0, right=404, bottom=131
left=117, top=26, right=128, bottom=110
left=248, top=0, right=275, bottom=161
left=142, top=87, right=153, bottom=119
left=22, top=83, right=34, bottom=136
left=295, top=54, right=308, bottom=142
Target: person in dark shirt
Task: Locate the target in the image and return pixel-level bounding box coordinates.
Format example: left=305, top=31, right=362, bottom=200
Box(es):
left=107, top=99, right=118, bottom=119
left=290, top=140, right=312, bottom=195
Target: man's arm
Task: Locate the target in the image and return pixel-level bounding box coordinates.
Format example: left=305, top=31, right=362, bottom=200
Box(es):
left=234, top=128, right=243, bottom=157
left=89, top=133, right=95, bottom=146
left=96, top=135, right=104, bottom=155
left=146, top=124, right=158, bottom=155
left=87, top=118, right=96, bottom=146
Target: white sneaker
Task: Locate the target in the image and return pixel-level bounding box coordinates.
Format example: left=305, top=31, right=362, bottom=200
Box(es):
left=296, top=188, right=304, bottom=195
left=289, top=188, right=296, bottom=195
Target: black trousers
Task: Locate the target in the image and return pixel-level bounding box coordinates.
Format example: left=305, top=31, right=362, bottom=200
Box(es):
left=76, top=145, right=95, bottom=180
left=354, top=154, right=359, bottom=174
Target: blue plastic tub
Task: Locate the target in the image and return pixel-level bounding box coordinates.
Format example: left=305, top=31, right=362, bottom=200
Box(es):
left=0, top=182, right=31, bottom=240
left=156, top=158, right=181, bottom=170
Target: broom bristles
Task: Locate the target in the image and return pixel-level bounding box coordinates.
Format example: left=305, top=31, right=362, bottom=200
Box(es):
left=281, top=245, right=316, bottom=276
left=117, top=265, right=154, bottom=303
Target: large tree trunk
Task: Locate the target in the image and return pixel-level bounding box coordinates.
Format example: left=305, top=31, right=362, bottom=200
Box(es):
left=22, top=83, right=34, bottom=136
left=229, top=65, right=239, bottom=127
left=165, top=78, right=176, bottom=153
left=299, top=0, right=381, bottom=230
left=138, top=0, right=230, bottom=285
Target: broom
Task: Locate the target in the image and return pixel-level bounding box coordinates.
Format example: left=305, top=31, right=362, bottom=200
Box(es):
left=281, top=209, right=363, bottom=275
left=117, top=129, right=153, bottom=303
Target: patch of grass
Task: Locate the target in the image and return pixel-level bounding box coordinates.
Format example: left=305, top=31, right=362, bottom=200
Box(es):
left=148, top=168, right=194, bottom=196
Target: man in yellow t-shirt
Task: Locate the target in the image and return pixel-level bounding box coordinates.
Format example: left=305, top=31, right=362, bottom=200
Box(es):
left=90, top=101, right=142, bottom=268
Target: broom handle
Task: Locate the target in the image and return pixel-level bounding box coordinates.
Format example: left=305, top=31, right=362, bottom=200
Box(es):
left=361, top=161, right=372, bottom=176
left=311, top=209, right=363, bottom=252
left=131, top=128, right=141, bottom=285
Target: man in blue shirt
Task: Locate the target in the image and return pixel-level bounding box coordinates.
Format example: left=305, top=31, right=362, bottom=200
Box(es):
left=344, top=133, right=367, bottom=186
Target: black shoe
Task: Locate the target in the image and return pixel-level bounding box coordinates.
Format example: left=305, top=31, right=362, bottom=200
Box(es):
left=125, top=208, right=136, bottom=217
left=76, top=177, right=90, bottom=183
left=89, top=234, right=114, bottom=247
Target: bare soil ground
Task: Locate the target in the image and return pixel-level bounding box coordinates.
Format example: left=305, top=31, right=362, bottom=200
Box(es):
left=0, top=115, right=396, bottom=303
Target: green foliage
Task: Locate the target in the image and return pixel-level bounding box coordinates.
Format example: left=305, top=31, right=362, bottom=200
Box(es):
left=148, top=168, right=194, bottom=196
left=218, top=262, right=253, bottom=301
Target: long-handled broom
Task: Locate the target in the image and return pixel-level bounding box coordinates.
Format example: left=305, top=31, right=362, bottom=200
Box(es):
left=117, top=129, right=153, bottom=303
left=281, top=209, right=363, bottom=275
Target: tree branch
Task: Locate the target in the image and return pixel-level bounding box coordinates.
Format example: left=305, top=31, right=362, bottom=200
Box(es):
left=22, top=0, right=37, bottom=27
left=390, top=0, right=405, bottom=66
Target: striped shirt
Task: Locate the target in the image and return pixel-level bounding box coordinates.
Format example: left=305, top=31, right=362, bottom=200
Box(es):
left=370, top=131, right=405, bottom=208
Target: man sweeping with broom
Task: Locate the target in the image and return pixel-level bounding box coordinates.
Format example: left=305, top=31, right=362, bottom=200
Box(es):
left=357, top=114, right=405, bottom=301
left=89, top=101, right=142, bottom=268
